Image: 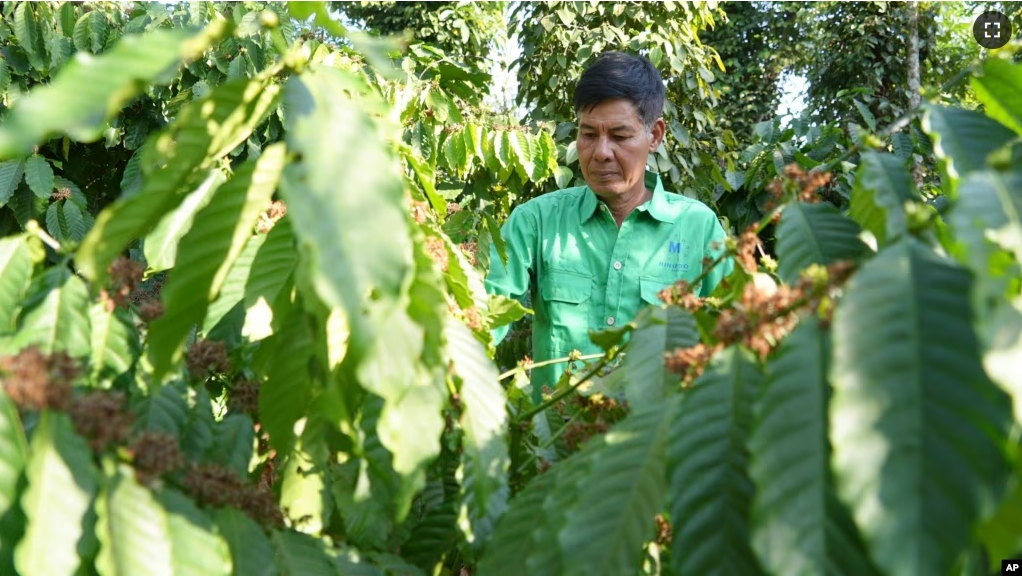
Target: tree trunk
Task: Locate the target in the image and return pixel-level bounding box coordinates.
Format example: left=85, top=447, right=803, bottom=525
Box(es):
left=907, top=3, right=924, bottom=187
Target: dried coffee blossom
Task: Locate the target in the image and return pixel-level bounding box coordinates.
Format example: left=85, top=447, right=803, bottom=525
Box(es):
left=0, top=347, right=77, bottom=411
left=424, top=236, right=449, bottom=272
left=68, top=391, right=134, bottom=452
left=102, top=257, right=145, bottom=311
left=129, top=432, right=185, bottom=485
left=229, top=378, right=260, bottom=416
left=186, top=339, right=230, bottom=378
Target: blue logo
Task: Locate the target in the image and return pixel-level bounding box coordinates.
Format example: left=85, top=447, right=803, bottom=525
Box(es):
left=668, top=241, right=682, bottom=254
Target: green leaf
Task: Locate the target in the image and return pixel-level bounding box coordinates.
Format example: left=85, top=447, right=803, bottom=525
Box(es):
left=95, top=463, right=231, bottom=576
left=972, top=58, right=1022, bottom=135
left=976, top=454, right=1022, bottom=572
left=447, top=320, right=509, bottom=548
left=59, top=200, right=86, bottom=242
left=45, top=203, right=63, bottom=243
left=849, top=152, right=912, bottom=246
left=0, top=235, right=34, bottom=333
left=559, top=403, right=674, bottom=576
left=554, top=165, right=573, bottom=189
left=0, top=24, right=230, bottom=158
left=280, top=66, right=412, bottom=359
left=951, top=169, right=1022, bottom=266
left=257, top=308, right=313, bottom=456
left=486, top=294, right=529, bottom=329
left=24, top=155, right=53, bottom=199
left=89, top=303, right=139, bottom=387
left=144, top=170, right=226, bottom=274
left=206, top=414, right=254, bottom=480
left=0, top=388, right=27, bottom=573
left=14, top=3, right=47, bottom=73
left=0, top=161, right=24, bottom=208
left=215, top=508, right=278, bottom=576
left=981, top=297, right=1022, bottom=425
left=271, top=530, right=339, bottom=576
left=203, top=234, right=265, bottom=337
left=668, top=348, right=764, bottom=576
left=444, top=130, right=468, bottom=175
left=830, top=239, right=1012, bottom=576
left=10, top=269, right=91, bottom=358
left=852, top=100, right=876, bottom=131
left=891, top=132, right=913, bottom=160
left=749, top=319, right=878, bottom=576
left=475, top=471, right=557, bottom=576
left=280, top=423, right=331, bottom=535
left=148, top=145, right=285, bottom=380
left=922, top=105, right=1016, bottom=182
left=776, top=202, right=867, bottom=284
left=72, top=10, right=110, bottom=54
left=15, top=412, right=98, bottom=576
left=133, top=380, right=190, bottom=437
left=623, top=306, right=699, bottom=409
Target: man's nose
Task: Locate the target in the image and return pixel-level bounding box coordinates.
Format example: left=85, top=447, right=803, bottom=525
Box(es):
left=594, top=135, right=613, bottom=161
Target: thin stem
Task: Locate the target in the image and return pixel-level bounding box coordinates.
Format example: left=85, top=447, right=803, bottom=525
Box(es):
left=498, top=352, right=605, bottom=381
left=514, top=353, right=615, bottom=423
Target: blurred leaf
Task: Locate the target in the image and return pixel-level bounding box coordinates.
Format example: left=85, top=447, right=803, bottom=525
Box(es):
left=923, top=105, right=1015, bottom=183
left=10, top=268, right=91, bottom=358
left=972, top=58, right=1022, bottom=135
left=776, top=202, right=867, bottom=284
left=215, top=508, right=278, bottom=576
left=15, top=412, right=98, bottom=576
left=0, top=236, right=34, bottom=333
left=144, top=169, right=226, bottom=274
left=849, top=152, right=912, bottom=246
left=88, top=303, right=139, bottom=387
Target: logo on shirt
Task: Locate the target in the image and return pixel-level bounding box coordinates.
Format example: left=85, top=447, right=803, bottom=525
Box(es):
left=668, top=241, right=682, bottom=254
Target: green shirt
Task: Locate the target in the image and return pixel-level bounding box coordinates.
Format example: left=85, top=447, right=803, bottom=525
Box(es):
left=486, top=171, right=733, bottom=398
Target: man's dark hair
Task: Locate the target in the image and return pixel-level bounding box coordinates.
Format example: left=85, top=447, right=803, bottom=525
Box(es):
left=573, top=52, right=665, bottom=127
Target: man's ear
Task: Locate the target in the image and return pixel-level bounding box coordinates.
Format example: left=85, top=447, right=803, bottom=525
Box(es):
left=648, top=118, right=666, bottom=152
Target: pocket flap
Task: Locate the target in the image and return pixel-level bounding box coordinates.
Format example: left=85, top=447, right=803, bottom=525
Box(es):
left=640, top=277, right=671, bottom=305
left=541, top=269, right=593, bottom=304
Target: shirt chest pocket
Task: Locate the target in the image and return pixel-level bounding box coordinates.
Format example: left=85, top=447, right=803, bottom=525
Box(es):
left=540, top=269, right=593, bottom=330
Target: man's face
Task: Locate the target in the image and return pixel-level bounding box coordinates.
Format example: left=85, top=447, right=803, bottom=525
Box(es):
left=576, top=99, right=665, bottom=199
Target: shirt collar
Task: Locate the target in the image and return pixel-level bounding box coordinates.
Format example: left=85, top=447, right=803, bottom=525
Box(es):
left=580, top=170, right=672, bottom=223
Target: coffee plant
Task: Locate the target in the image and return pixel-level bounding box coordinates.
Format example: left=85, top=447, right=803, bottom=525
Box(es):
left=0, top=2, right=1019, bottom=576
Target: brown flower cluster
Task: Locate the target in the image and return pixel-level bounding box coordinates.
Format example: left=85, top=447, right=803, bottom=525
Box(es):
left=102, top=257, right=145, bottom=311
left=735, top=224, right=762, bottom=273
left=450, top=301, right=484, bottom=332
left=411, top=199, right=430, bottom=224
left=183, top=464, right=283, bottom=528
left=0, top=347, right=77, bottom=411
left=654, top=513, right=673, bottom=547
left=50, top=187, right=73, bottom=202
left=229, top=378, right=260, bottom=416
left=447, top=202, right=462, bottom=216
left=138, top=301, right=165, bottom=322
left=765, top=164, right=834, bottom=217
left=256, top=200, right=288, bottom=234
left=458, top=241, right=479, bottom=268
left=68, top=391, right=135, bottom=452
left=424, top=236, right=449, bottom=272
left=129, top=431, right=185, bottom=485
left=664, top=342, right=722, bottom=385
left=129, top=274, right=165, bottom=308
left=185, top=339, right=230, bottom=379
left=657, top=280, right=706, bottom=311
left=558, top=393, right=628, bottom=453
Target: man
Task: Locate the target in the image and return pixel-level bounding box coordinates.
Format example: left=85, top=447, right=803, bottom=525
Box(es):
left=486, top=51, right=733, bottom=400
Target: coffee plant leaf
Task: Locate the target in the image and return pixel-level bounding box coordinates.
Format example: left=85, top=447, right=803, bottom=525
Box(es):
left=14, top=412, right=98, bottom=576
left=77, top=73, right=281, bottom=285
left=668, top=347, right=765, bottom=576
left=242, top=217, right=297, bottom=340
left=623, top=305, right=699, bottom=410
left=559, top=401, right=673, bottom=576
left=922, top=105, right=1016, bottom=186
left=205, top=414, right=255, bottom=481
left=0, top=388, right=26, bottom=516
left=0, top=24, right=228, bottom=158
left=971, top=58, right=1022, bottom=136
left=94, top=462, right=228, bottom=576
left=475, top=471, right=557, bottom=576
left=23, top=155, right=53, bottom=199
left=280, top=66, right=411, bottom=361
left=72, top=10, right=110, bottom=55
left=952, top=169, right=1022, bottom=269
left=144, top=169, right=226, bottom=274
left=980, top=297, right=1022, bottom=426
left=214, top=508, right=278, bottom=576
left=0, top=160, right=24, bottom=208
left=749, top=319, right=878, bottom=576
left=9, top=268, right=90, bottom=358
left=88, top=303, right=139, bottom=387
left=849, top=152, right=913, bottom=246
left=830, top=238, right=1013, bottom=576
left=0, top=235, right=34, bottom=332
left=13, top=3, right=46, bottom=73
left=776, top=201, right=868, bottom=284
left=179, top=385, right=215, bottom=462
left=280, top=425, right=332, bottom=536
left=446, top=320, right=509, bottom=549
left=257, top=307, right=314, bottom=457
left=148, top=144, right=285, bottom=381
left=976, top=454, right=1022, bottom=573
left=270, top=529, right=342, bottom=576
left=202, top=232, right=266, bottom=338
left=132, top=380, right=190, bottom=438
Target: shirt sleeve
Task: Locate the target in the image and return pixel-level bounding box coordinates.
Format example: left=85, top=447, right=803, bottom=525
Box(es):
left=699, top=215, right=734, bottom=297
left=484, top=205, right=537, bottom=344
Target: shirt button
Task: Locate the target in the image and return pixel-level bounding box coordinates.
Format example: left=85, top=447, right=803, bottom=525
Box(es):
left=606, top=316, right=615, bottom=326
left=613, top=261, right=622, bottom=270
